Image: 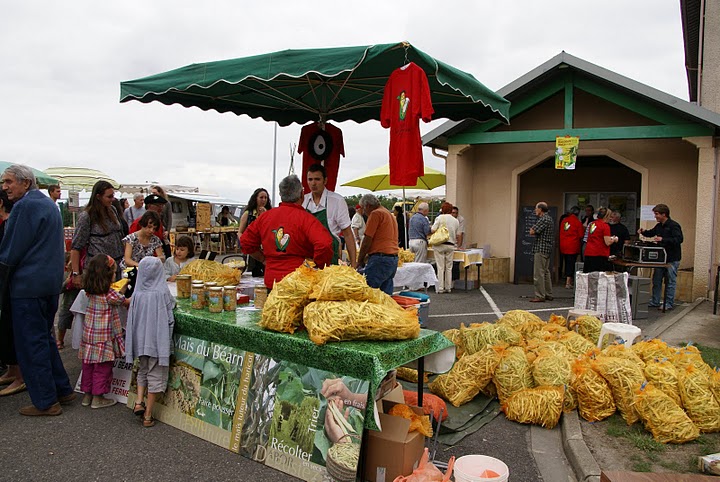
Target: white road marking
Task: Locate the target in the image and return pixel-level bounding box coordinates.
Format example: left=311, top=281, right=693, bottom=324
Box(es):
left=480, top=286, right=503, bottom=318
left=429, top=306, right=574, bottom=318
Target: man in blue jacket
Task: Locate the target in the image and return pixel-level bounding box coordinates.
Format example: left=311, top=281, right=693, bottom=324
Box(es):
left=0, top=165, right=74, bottom=415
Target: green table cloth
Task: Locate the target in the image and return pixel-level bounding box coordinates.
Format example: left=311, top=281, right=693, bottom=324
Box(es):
left=174, top=299, right=454, bottom=428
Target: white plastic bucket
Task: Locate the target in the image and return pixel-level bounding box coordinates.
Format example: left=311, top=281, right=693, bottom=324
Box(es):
left=453, top=455, right=509, bottom=482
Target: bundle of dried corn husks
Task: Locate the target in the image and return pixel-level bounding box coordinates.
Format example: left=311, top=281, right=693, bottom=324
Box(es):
left=303, top=300, right=419, bottom=345
left=429, top=345, right=502, bottom=407
left=397, top=248, right=415, bottom=266
left=441, top=328, right=465, bottom=358
left=602, top=344, right=646, bottom=368
left=677, top=365, right=720, bottom=432
left=462, top=323, right=521, bottom=355
left=634, top=382, right=699, bottom=443
left=260, top=264, right=318, bottom=334
left=179, top=259, right=241, bottom=286
left=502, top=386, right=564, bottom=429
left=643, top=359, right=682, bottom=407
left=592, top=355, right=645, bottom=425
left=396, top=366, right=429, bottom=384
left=310, top=265, right=374, bottom=301
left=531, top=350, right=576, bottom=412
left=497, top=310, right=543, bottom=329
left=493, top=346, right=534, bottom=404
left=571, top=359, right=616, bottom=422
left=632, top=339, right=675, bottom=363
left=569, top=315, right=602, bottom=345
left=558, top=331, right=596, bottom=358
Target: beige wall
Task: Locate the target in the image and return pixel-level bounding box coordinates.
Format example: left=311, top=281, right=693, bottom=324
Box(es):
left=449, top=93, right=701, bottom=282
left=699, top=0, right=720, bottom=297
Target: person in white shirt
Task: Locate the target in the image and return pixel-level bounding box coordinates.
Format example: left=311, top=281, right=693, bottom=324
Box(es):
left=48, top=185, right=61, bottom=212
left=124, top=192, right=146, bottom=226
left=351, top=204, right=366, bottom=245
left=451, top=206, right=466, bottom=248
left=303, top=164, right=356, bottom=267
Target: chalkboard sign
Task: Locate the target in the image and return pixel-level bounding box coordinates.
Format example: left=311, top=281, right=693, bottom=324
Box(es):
left=514, top=206, right=558, bottom=284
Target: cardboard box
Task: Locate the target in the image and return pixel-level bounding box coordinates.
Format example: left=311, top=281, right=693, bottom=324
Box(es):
left=364, top=400, right=425, bottom=482
left=698, top=452, right=720, bottom=475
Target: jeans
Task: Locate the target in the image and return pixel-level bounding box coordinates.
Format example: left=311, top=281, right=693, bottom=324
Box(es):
left=651, top=260, right=680, bottom=308
left=12, top=296, right=73, bottom=409
left=533, top=253, right=553, bottom=299
left=365, top=254, right=398, bottom=295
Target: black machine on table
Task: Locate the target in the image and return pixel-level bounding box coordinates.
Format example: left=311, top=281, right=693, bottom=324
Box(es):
left=622, top=241, right=667, bottom=264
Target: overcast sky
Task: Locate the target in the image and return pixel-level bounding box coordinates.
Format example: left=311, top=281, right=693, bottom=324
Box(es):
left=0, top=1, right=689, bottom=203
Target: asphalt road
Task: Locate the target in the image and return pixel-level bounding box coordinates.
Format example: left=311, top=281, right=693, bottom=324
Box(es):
left=0, top=281, right=645, bottom=482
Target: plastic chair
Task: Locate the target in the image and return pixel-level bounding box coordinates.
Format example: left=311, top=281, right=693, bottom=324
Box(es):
left=597, top=322, right=642, bottom=350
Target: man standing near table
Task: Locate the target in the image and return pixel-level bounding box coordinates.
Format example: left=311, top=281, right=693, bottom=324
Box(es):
left=241, top=175, right=333, bottom=289
left=0, top=165, right=75, bottom=416
left=303, top=164, right=356, bottom=267
left=637, top=203, right=683, bottom=310
left=408, top=202, right=431, bottom=263
left=451, top=206, right=465, bottom=248
left=608, top=211, right=630, bottom=258
left=357, top=194, right=399, bottom=295
left=529, top=201, right=554, bottom=302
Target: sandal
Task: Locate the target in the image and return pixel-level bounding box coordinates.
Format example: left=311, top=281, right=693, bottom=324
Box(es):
left=143, top=416, right=156, bottom=428
left=133, top=402, right=146, bottom=416
left=56, top=341, right=65, bottom=350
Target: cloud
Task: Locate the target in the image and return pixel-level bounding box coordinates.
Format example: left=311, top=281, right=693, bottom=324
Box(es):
left=0, top=0, right=690, bottom=203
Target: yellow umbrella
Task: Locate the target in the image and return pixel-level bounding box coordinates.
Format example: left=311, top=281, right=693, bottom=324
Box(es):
left=341, top=164, right=445, bottom=192
left=342, top=164, right=445, bottom=247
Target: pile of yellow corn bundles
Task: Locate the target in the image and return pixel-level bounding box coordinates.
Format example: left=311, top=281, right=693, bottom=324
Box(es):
left=260, top=264, right=420, bottom=345
left=429, top=310, right=720, bottom=443
left=179, top=259, right=242, bottom=286
left=397, top=248, right=415, bottom=266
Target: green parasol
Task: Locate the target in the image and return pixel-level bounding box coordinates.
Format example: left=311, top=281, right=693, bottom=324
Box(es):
left=120, top=42, right=510, bottom=126
left=0, top=161, right=59, bottom=188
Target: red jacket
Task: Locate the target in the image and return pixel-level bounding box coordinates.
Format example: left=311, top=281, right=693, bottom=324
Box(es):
left=559, top=214, right=583, bottom=255
left=240, top=202, right=333, bottom=288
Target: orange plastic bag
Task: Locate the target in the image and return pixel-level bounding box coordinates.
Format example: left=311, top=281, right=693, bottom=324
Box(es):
left=393, top=448, right=455, bottom=482
left=403, top=390, right=448, bottom=422
left=388, top=403, right=433, bottom=437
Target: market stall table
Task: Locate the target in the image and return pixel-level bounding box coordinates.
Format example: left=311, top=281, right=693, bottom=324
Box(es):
left=428, top=248, right=484, bottom=290
left=393, top=262, right=438, bottom=292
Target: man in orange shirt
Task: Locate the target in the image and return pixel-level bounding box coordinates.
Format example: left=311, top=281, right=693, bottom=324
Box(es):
left=357, top=194, right=399, bottom=295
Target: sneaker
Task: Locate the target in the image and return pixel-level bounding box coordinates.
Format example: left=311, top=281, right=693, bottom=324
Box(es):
left=659, top=305, right=674, bottom=311
left=57, top=393, right=77, bottom=405
left=90, top=397, right=117, bottom=409
left=436, top=289, right=445, bottom=294
left=20, top=403, right=62, bottom=416
left=648, top=303, right=660, bottom=308
left=81, top=394, right=93, bottom=407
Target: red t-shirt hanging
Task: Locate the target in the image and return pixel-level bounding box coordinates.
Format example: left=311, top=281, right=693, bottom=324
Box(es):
left=584, top=219, right=611, bottom=257
left=298, top=122, right=344, bottom=193
left=380, top=62, right=434, bottom=186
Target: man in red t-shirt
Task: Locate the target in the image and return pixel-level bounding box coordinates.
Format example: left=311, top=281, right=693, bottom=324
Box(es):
left=129, top=194, right=165, bottom=239
left=559, top=206, right=584, bottom=289
left=583, top=207, right=618, bottom=273
left=357, top=194, right=399, bottom=295
left=240, top=175, right=333, bottom=289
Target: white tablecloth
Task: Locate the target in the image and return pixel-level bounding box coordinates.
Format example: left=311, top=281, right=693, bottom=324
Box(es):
left=393, top=262, right=438, bottom=289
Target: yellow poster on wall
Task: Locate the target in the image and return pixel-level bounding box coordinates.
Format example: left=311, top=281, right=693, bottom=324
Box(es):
left=555, top=136, right=579, bottom=170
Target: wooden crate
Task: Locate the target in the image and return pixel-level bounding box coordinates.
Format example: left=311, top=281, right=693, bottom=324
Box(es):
left=675, top=269, right=693, bottom=303
left=480, top=257, right=510, bottom=284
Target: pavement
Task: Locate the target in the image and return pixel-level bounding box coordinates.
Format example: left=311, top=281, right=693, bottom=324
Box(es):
left=0, top=282, right=717, bottom=481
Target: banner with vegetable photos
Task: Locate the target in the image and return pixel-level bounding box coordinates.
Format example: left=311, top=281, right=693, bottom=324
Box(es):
left=555, top=136, right=579, bottom=170
left=128, top=335, right=369, bottom=482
